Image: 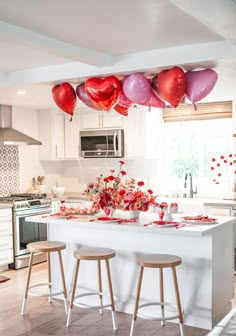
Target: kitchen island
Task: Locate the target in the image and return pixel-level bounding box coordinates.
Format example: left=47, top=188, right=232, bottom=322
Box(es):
left=26, top=214, right=236, bottom=330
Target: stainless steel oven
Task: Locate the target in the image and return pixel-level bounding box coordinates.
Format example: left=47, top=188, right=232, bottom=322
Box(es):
left=0, top=194, right=52, bottom=269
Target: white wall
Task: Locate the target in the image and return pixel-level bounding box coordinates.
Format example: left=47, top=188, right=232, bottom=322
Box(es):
left=12, top=106, right=44, bottom=192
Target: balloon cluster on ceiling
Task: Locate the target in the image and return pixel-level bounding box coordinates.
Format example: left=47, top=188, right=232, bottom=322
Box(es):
left=51, top=67, right=218, bottom=120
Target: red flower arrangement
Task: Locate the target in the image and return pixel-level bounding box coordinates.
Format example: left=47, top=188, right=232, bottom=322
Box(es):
left=84, top=161, right=156, bottom=213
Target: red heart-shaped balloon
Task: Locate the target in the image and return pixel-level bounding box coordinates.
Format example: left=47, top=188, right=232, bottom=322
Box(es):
left=114, top=104, right=128, bottom=116
left=153, top=67, right=186, bottom=108
left=52, top=83, right=76, bottom=116
left=85, top=76, right=121, bottom=110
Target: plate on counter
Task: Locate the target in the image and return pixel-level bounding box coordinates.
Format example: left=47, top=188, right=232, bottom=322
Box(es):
left=181, top=215, right=218, bottom=224
left=49, top=213, right=69, bottom=219
left=96, top=217, right=121, bottom=224
left=152, top=221, right=180, bottom=228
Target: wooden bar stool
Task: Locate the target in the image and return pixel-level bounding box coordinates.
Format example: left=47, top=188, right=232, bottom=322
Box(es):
left=130, top=254, right=184, bottom=336
left=21, top=241, right=68, bottom=316
left=66, top=247, right=118, bottom=331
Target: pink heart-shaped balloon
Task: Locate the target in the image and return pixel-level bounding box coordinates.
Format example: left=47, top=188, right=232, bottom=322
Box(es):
left=185, top=69, right=218, bottom=104
left=123, top=73, right=152, bottom=105
left=85, top=76, right=121, bottom=110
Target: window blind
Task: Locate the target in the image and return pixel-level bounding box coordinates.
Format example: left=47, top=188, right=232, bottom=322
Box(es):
left=162, top=101, right=232, bottom=122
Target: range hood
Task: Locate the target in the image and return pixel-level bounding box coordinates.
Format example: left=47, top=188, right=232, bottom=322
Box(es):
left=0, top=105, right=41, bottom=145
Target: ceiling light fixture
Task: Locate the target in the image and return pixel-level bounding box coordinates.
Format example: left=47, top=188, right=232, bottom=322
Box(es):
left=16, top=90, right=26, bottom=95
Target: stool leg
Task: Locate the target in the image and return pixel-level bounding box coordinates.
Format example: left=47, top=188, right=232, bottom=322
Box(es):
left=21, top=252, right=34, bottom=315
left=66, top=259, right=80, bottom=327
left=172, top=266, right=185, bottom=336
left=98, top=260, right=103, bottom=315
left=105, top=259, right=118, bottom=331
left=58, top=250, right=68, bottom=314
left=48, top=252, right=52, bottom=303
left=130, top=266, right=144, bottom=336
left=159, top=267, right=165, bottom=326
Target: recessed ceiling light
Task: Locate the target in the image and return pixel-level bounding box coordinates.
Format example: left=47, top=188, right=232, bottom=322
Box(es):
left=16, top=90, right=26, bottom=95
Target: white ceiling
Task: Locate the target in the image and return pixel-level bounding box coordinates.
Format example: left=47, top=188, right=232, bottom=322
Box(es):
left=0, top=0, right=236, bottom=109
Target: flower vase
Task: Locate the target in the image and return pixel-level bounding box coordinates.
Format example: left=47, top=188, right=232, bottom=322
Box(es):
left=129, top=210, right=140, bottom=219
left=103, top=207, right=115, bottom=217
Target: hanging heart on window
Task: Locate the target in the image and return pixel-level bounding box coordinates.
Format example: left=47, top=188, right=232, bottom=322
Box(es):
left=52, top=83, right=76, bottom=118
left=152, top=67, right=186, bottom=108
left=85, top=76, right=121, bottom=110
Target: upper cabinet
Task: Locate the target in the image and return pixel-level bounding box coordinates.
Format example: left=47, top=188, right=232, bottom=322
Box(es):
left=124, top=106, right=159, bottom=159
left=80, top=108, right=123, bottom=129
left=38, top=106, right=160, bottom=160
left=38, top=110, right=81, bottom=160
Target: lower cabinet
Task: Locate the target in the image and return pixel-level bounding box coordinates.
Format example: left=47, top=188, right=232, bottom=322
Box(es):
left=0, top=208, right=13, bottom=267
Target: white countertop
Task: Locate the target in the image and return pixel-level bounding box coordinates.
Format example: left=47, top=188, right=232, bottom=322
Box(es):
left=26, top=214, right=236, bottom=237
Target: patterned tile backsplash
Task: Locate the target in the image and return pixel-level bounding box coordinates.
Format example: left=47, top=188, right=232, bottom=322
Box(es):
left=0, top=146, right=20, bottom=196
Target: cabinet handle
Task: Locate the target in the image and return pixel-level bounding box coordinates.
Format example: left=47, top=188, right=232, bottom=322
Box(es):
left=78, top=145, right=80, bottom=157
left=125, top=144, right=127, bottom=156
left=0, top=229, right=9, bottom=232
left=55, top=145, right=58, bottom=158
left=0, top=243, right=9, bottom=247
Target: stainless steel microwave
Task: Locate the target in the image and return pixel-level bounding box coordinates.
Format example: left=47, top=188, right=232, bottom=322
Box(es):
left=80, top=129, right=124, bottom=158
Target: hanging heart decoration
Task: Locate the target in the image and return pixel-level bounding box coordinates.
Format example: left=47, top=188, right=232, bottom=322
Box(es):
left=152, top=66, right=186, bottom=108
left=52, top=83, right=76, bottom=119
left=114, top=104, right=128, bottom=116
left=85, top=76, right=121, bottom=110
left=185, top=69, right=218, bottom=109
left=76, top=83, right=102, bottom=111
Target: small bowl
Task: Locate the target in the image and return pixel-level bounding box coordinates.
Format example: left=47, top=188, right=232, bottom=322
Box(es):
left=51, top=187, right=65, bottom=197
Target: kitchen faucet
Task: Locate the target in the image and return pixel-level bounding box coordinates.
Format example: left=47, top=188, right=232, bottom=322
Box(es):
left=183, top=172, right=197, bottom=198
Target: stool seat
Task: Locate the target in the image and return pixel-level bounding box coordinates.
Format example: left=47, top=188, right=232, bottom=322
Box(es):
left=130, top=253, right=184, bottom=336
left=73, top=247, right=115, bottom=260
left=27, top=241, right=66, bottom=253
left=67, top=246, right=117, bottom=331
left=21, top=240, right=68, bottom=316
left=137, top=254, right=182, bottom=268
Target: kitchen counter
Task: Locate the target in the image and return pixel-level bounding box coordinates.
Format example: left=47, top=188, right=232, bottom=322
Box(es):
left=203, top=199, right=236, bottom=207
left=27, top=214, right=236, bottom=330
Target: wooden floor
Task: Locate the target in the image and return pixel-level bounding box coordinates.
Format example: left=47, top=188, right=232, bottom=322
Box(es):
left=0, top=262, right=229, bottom=336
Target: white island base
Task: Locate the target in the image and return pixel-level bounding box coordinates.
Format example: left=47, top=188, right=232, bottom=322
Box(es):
left=29, top=215, right=236, bottom=330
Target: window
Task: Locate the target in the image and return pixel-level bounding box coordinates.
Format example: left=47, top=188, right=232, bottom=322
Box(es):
left=156, top=118, right=233, bottom=198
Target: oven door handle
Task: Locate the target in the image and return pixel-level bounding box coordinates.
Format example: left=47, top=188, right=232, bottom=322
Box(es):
left=15, top=209, right=51, bottom=217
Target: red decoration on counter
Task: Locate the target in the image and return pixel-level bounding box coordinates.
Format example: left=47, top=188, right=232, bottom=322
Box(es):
left=220, top=155, right=224, bottom=159
left=212, top=158, right=216, bottom=162
left=216, top=163, right=220, bottom=167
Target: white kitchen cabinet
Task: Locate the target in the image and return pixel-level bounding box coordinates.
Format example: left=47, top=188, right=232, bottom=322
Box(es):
left=124, top=106, right=159, bottom=158
left=0, top=208, right=13, bottom=267
left=38, top=110, right=81, bottom=160
left=81, top=108, right=123, bottom=129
